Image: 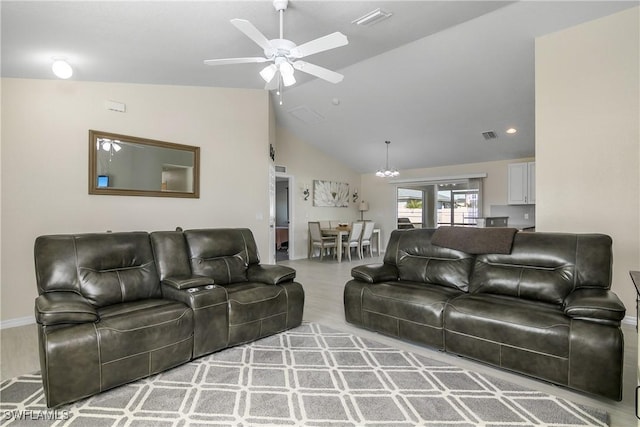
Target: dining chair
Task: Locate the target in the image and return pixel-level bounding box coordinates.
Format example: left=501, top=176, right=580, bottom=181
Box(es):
left=308, top=221, right=336, bottom=260
left=319, top=220, right=331, bottom=229
left=329, top=220, right=341, bottom=228
left=359, top=221, right=376, bottom=258
left=342, top=221, right=364, bottom=261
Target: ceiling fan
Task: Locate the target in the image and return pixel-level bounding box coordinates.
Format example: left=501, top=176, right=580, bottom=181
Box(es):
left=204, top=0, right=348, bottom=95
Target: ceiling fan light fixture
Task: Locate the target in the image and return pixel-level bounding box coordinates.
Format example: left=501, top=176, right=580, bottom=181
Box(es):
left=282, top=72, right=296, bottom=87
left=279, top=61, right=296, bottom=86
left=260, top=64, right=278, bottom=82
left=279, top=61, right=294, bottom=76
left=203, top=1, right=348, bottom=98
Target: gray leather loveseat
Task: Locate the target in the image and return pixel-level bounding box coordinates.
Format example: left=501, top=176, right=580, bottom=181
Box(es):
left=34, top=228, right=303, bottom=407
left=344, top=228, right=625, bottom=400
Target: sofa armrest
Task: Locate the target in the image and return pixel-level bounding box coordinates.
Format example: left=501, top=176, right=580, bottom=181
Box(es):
left=35, top=292, right=98, bottom=326
left=162, top=275, right=214, bottom=290
left=351, top=263, right=399, bottom=283
left=247, top=264, right=296, bottom=285
left=564, top=288, right=626, bottom=325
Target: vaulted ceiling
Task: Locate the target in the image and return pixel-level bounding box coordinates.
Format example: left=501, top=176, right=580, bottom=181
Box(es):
left=2, top=1, right=636, bottom=173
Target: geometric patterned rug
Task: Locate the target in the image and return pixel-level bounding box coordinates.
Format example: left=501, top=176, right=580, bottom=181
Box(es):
left=0, top=322, right=608, bottom=426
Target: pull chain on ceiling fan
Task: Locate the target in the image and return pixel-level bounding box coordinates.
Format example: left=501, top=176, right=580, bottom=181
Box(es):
left=204, top=0, right=348, bottom=104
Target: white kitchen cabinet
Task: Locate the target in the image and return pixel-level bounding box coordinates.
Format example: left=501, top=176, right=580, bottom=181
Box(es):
left=508, top=162, right=535, bottom=205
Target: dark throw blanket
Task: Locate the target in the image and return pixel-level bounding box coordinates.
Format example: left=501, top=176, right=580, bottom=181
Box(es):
left=431, top=226, right=518, bottom=254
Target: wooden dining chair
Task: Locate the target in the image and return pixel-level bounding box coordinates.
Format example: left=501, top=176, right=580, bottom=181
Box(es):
left=342, top=221, right=364, bottom=261
left=308, top=221, right=336, bottom=260
left=359, top=221, right=376, bottom=258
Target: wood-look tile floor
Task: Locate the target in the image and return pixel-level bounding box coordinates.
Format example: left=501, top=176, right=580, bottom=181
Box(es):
left=1, top=254, right=636, bottom=426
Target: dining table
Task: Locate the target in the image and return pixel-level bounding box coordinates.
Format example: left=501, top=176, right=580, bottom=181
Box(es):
left=310, top=225, right=381, bottom=262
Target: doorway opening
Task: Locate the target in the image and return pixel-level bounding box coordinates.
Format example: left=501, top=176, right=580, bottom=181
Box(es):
left=275, top=175, right=293, bottom=262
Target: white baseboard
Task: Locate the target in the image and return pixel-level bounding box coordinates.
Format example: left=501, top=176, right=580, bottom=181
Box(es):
left=622, top=315, right=637, bottom=327
left=0, top=316, right=35, bottom=330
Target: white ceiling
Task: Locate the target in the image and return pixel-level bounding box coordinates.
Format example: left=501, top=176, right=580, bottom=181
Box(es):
left=2, top=1, right=636, bottom=173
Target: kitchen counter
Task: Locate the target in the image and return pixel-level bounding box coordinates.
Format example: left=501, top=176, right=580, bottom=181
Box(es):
left=510, top=222, right=536, bottom=231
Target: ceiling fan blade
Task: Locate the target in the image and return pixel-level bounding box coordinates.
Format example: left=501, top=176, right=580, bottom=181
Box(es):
left=231, top=18, right=273, bottom=52
left=293, top=61, right=344, bottom=84
left=204, top=57, right=269, bottom=66
left=290, top=32, right=348, bottom=58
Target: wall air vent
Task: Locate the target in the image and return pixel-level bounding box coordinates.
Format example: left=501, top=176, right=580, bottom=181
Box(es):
left=275, top=165, right=287, bottom=173
left=482, top=131, right=498, bottom=140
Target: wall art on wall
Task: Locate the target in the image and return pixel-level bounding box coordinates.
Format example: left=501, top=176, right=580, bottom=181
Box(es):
left=313, top=180, right=350, bottom=207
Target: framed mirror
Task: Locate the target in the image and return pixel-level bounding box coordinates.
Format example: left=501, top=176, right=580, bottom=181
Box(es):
left=89, top=130, right=200, bottom=198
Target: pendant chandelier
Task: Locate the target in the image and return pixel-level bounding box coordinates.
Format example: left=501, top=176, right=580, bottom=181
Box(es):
left=376, top=140, right=399, bottom=177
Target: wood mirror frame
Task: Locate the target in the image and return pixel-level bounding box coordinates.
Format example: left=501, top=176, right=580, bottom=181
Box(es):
left=89, top=130, right=200, bottom=198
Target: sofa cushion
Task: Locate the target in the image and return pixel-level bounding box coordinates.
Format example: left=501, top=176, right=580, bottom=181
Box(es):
left=363, top=281, right=463, bottom=325
left=191, top=254, right=248, bottom=285
left=184, top=229, right=261, bottom=284
left=388, top=229, right=474, bottom=291
left=354, top=280, right=463, bottom=349
left=223, top=282, right=291, bottom=345
left=225, top=282, right=288, bottom=324
left=469, top=233, right=613, bottom=305
left=470, top=233, right=574, bottom=305
left=96, top=299, right=193, bottom=391
left=445, top=294, right=570, bottom=358
left=76, top=233, right=161, bottom=307
left=96, top=299, right=193, bottom=363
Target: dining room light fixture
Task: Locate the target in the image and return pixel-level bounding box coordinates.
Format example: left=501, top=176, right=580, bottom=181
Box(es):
left=376, top=140, right=399, bottom=178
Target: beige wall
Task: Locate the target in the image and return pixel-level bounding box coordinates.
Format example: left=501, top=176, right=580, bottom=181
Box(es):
left=1, top=78, right=271, bottom=323
left=275, top=126, right=361, bottom=260
left=360, top=157, right=535, bottom=248
left=535, top=7, right=639, bottom=313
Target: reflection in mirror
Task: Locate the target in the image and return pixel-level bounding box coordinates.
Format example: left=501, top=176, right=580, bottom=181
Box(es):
left=89, top=130, right=200, bottom=198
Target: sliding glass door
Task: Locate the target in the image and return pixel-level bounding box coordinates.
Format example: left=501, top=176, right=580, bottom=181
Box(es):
left=436, top=183, right=479, bottom=226
left=397, top=178, right=482, bottom=229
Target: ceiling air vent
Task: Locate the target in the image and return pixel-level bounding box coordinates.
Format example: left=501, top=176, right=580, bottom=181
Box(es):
left=352, top=8, right=392, bottom=26
left=288, top=105, right=325, bottom=125
left=482, top=131, right=498, bottom=140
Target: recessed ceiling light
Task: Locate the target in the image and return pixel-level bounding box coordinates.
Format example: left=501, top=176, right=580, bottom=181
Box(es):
left=506, top=128, right=517, bottom=134
left=51, top=58, right=73, bottom=79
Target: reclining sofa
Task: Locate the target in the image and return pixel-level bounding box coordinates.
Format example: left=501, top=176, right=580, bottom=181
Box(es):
left=34, top=228, right=304, bottom=407
left=344, top=228, right=625, bottom=400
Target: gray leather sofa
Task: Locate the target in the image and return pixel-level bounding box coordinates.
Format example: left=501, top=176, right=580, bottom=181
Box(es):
left=34, top=228, right=303, bottom=407
left=344, top=228, right=626, bottom=400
